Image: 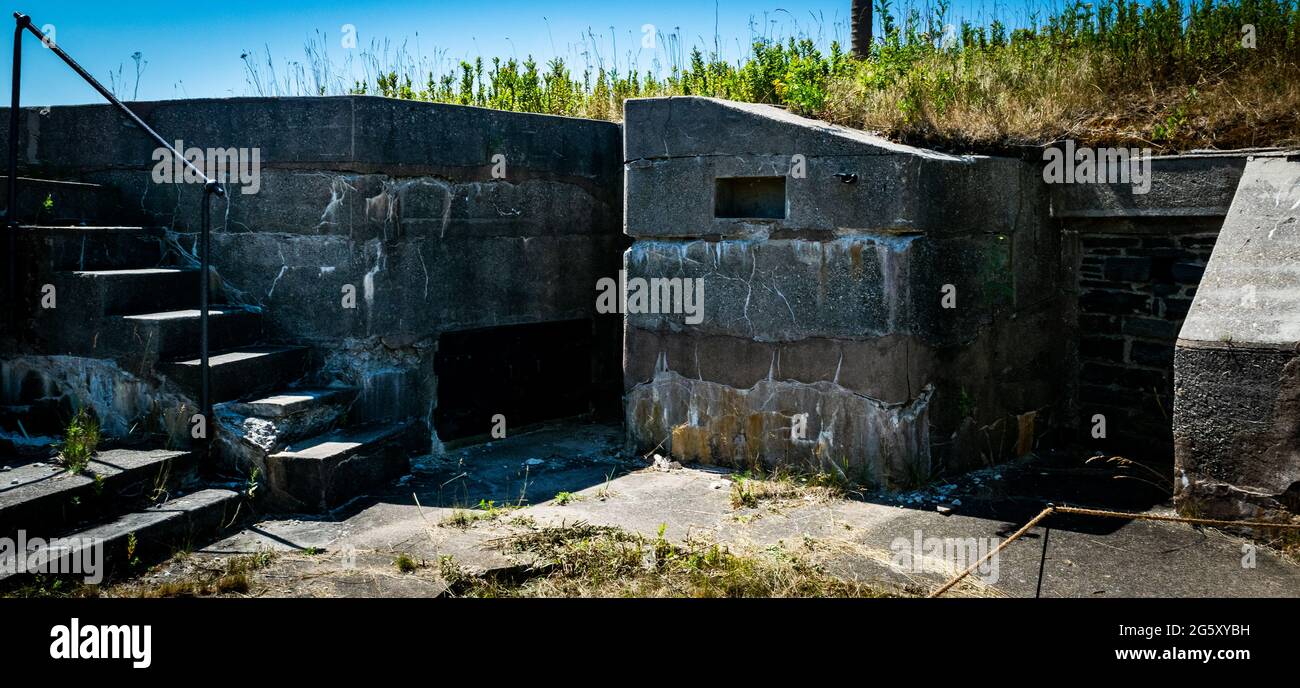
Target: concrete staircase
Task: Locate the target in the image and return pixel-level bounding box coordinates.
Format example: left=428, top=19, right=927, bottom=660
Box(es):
left=0, top=175, right=418, bottom=583
left=0, top=447, right=238, bottom=587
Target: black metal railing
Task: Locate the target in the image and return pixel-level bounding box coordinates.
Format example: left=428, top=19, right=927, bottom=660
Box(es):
left=5, top=11, right=225, bottom=451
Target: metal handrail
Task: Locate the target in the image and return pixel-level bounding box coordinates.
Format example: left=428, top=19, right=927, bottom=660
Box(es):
left=5, top=11, right=225, bottom=452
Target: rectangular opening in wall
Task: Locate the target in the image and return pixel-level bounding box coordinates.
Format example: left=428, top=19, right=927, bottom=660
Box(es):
left=714, top=176, right=786, bottom=219
left=433, top=319, right=592, bottom=441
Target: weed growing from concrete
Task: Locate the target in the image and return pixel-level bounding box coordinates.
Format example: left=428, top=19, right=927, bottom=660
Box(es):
left=393, top=553, right=418, bottom=573
left=441, top=499, right=517, bottom=528
left=553, top=491, right=580, bottom=506
left=125, top=533, right=140, bottom=570
left=57, top=408, right=100, bottom=475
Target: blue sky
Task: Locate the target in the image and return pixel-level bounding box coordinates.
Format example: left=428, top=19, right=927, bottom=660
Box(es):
left=13, top=0, right=1048, bottom=105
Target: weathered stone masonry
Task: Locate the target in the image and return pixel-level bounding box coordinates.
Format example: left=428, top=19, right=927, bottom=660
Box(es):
left=1052, top=154, right=1247, bottom=459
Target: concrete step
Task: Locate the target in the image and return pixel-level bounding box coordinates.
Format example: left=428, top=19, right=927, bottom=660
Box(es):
left=0, top=488, right=240, bottom=587
left=14, top=224, right=166, bottom=272
left=64, top=307, right=264, bottom=371
left=42, top=268, right=206, bottom=318
left=0, top=177, right=123, bottom=226
left=162, top=345, right=312, bottom=403
left=218, top=386, right=358, bottom=447
left=0, top=448, right=198, bottom=541
left=224, top=387, right=358, bottom=419
left=266, top=421, right=415, bottom=512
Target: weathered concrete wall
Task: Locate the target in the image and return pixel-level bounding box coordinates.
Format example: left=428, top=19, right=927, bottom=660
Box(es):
left=1174, top=154, right=1300, bottom=522
left=1, top=97, right=625, bottom=450
left=622, top=97, right=1067, bottom=487
left=1052, top=153, right=1247, bottom=458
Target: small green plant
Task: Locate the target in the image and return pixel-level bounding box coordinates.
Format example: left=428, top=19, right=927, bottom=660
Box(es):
left=440, top=499, right=517, bottom=528
left=595, top=470, right=616, bottom=500
left=438, top=555, right=472, bottom=589
left=226, top=549, right=275, bottom=575
left=730, top=477, right=759, bottom=509
left=148, top=462, right=172, bottom=504
left=125, top=533, right=141, bottom=569
left=553, top=491, right=579, bottom=506
left=57, top=408, right=100, bottom=475
left=393, top=553, right=418, bottom=573
left=244, top=466, right=261, bottom=499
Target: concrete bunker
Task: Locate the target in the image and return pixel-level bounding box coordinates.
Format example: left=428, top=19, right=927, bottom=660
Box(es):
left=621, top=97, right=1066, bottom=488
left=1, top=92, right=1294, bottom=526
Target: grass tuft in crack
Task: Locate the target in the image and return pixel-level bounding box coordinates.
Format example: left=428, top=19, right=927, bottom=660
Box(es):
left=729, top=467, right=848, bottom=510
left=440, top=499, right=517, bottom=528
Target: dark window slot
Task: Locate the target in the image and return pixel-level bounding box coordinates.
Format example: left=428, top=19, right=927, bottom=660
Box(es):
left=714, top=176, right=787, bottom=219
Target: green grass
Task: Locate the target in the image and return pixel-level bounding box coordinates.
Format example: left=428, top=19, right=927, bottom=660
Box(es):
left=241, top=0, right=1300, bottom=152
left=440, top=499, right=518, bottom=528
left=57, top=408, right=100, bottom=475
left=553, top=491, right=581, bottom=506
left=393, top=553, right=418, bottom=573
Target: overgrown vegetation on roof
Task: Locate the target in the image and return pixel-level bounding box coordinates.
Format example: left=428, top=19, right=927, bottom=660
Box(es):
left=242, top=0, right=1299, bottom=152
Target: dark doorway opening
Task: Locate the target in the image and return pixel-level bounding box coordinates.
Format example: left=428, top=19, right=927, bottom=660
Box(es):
left=434, top=319, right=593, bottom=441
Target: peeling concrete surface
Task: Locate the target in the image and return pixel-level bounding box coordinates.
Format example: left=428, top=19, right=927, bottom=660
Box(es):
left=626, top=369, right=932, bottom=487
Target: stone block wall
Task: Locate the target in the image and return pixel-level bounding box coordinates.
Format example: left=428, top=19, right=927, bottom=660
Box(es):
left=1054, top=154, right=1247, bottom=459
left=1071, top=224, right=1220, bottom=455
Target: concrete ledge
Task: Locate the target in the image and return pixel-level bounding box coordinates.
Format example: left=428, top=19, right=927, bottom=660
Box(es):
left=1, top=97, right=622, bottom=185
left=623, top=97, right=1047, bottom=239
left=1049, top=152, right=1251, bottom=219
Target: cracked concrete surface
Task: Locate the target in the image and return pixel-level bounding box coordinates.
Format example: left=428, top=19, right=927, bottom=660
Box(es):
left=159, top=422, right=1300, bottom=597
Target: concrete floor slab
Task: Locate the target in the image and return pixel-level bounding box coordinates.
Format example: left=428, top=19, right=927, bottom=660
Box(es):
left=182, top=421, right=1300, bottom=597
